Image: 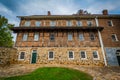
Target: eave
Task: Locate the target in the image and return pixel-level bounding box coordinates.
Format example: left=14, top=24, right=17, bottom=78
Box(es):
left=11, top=26, right=104, bottom=33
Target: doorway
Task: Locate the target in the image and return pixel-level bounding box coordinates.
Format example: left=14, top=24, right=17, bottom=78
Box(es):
left=31, top=50, right=37, bottom=64
left=116, top=50, right=120, bottom=66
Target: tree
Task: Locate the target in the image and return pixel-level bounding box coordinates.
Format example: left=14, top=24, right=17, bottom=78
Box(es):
left=0, top=15, right=14, bottom=47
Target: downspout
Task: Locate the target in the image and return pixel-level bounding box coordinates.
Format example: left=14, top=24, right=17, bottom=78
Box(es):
left=95, top=16, right=107, bottom=66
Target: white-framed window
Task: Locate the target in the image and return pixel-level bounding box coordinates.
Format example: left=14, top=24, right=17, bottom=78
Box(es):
left=67, top=20, right=72, bottom=26
left=93, top=51, right=99, bottom=60
left=108, top=20, right=113, bottom=26
left=77, top=21, right=82, bottom=26
left=19, top=52, right=25, bottom=60
left=50, top=33, right=55, bottom=41
left=48, top=51, right=54, bottom=60
left=34, top=33, right=39, bottom=41
left=80, top=51, right=87, bottom=60
left=22, top=33, right=28, bottom=41
left=90, top=33, right=95, bottom=41
left=68, top=51, right=74, bottom=59
left=50, top=21, right=56, bottom=27
left=87, top=20, right=93, bottom=26
left=24, top=21, right=30, bottom=26
left=111, top=34, right=118, bottom=41
left=78, top=33, right=84, bottom=41
left=35, top=21, right=41, bottom=27
left=68, top=33, right=73, bottom=41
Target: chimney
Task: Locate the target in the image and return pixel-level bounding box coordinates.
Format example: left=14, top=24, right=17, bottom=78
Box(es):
left=102, top=9, right=108, bottom=15
left=48, top=11, right=51, bottom=16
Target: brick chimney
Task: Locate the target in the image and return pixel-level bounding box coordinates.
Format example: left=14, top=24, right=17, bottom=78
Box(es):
left=102, top=9, right=108, bottom=15
left=48, top=11, right=51, bottom=16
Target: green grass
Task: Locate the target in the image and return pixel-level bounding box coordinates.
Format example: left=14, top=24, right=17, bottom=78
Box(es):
left=0, top=67, right=93, bottom=80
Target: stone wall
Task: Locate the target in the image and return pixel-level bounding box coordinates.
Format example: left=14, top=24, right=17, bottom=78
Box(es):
left=17, top=47, right=105, bottom=66
left=0, top=47, right=17, bottom=66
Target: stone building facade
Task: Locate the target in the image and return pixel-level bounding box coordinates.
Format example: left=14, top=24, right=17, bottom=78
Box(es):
left=11, top=10, right=120, bottom=66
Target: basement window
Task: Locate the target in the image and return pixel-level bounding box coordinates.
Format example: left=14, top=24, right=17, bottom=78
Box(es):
left=68, top=51, right=74, bottom=59
left=93, top=51, right=99, bottom=60
left=19, top=52, right=25, bottom=60
left=80, top=51, right=87, bottom=59
left=48, top=51, right=54, bottom=60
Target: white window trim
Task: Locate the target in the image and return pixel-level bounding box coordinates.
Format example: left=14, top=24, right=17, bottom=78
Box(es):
left=68, top=51, right=74, bottom=60
left=35, top=21, right=41, bottom=27
left=78, top=33, right=84, bottom=41
left=24, top=21, right=30, bottom=26
left=80, top=51, right=87, bottom=60
left=108, top=20, right=114, bottom=26
left=22, top=33, right=28, bottom=41
left=18, top=51, right=26, bottom=60
left=48, top=51, right=54, bottom=60
left=87, top=20, right=93, bottom=26
left=77, top=21, right=82, bottom=26
left=68, top=33, right=73, bottom=41
left=34, top=33, right=39, bottom=41
left=67, top=20, right=72, bottom=26
left=112, top=34, right=119, bottom=41
left=93, top=51, right=100, bottom=60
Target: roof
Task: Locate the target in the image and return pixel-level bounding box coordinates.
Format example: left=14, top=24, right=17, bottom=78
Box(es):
left=17, top=14, right=120, bottom=19
left=11, top=26, right=104, bottom=33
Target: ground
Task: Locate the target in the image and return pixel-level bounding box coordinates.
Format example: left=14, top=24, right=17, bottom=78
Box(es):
left=0, top=64, right=120, bottom=80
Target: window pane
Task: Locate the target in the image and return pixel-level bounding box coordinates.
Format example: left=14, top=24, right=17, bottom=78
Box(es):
left=50, top=21, right=56, bottom=26
left=69, top=51, right=73, bottom=58
left=35, top=21, right=41, bottom=27
left=67, top=20, right=72, bottom=26
left=20, top=52, right=25, bottom=59
left=68, top=33, right=72, bottom=40
left=34, top=33, right=39, bottom=41
left=93, top=51, right=98, bottom=58
left=81, top=51, right=85, bottom=58
left=90, top=33, right=95, bottom=40
left=108, top=20, right=113, bottom=26
left=50, top=34, right=55, bottom=41
left=77, top=21, right=82, bottom=26
left=23, top=33, right=28, bottom=41
left=111, top=34, right=118, bottom=41
left=79, top=33, right=84, bottom=41
left=87, top=21, right=92, bottom=26
left=49, top=52, right=53, bottom=58
left=24, top=21, right=30, bottom=26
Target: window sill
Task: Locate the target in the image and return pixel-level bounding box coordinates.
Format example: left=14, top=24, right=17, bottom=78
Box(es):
left=48, top=58, right=54, bottom=60
left=81, top=58, right=88, bottom=60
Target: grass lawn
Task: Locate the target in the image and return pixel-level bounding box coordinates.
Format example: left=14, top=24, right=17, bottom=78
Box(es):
left=0, top=67, right=93, bottom=80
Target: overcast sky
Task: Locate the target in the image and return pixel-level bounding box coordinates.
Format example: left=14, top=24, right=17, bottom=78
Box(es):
left=0, top=0, right=120, bottom=41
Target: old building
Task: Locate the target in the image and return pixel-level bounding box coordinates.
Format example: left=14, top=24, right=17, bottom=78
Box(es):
left=11, top=9, right=120, bottom=66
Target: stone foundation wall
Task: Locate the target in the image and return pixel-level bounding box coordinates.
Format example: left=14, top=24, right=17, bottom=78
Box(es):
left=17, top=47, right=105, bottom=66
left=0, top=47, right=17, bottom=66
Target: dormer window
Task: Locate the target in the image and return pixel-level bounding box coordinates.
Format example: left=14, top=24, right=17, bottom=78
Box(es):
left=67, top=20, right=72, bottom=26
left=24, top=21, right=30, bottom=26
left=77, top=21, right=82, bottom=26
left=50, top=21, right=56, bottom=27
left=108, top=20, right=113, bottom=26
left=35, top=21, right=41, bottom=27
left=87, top=20, right=92, bottom=26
